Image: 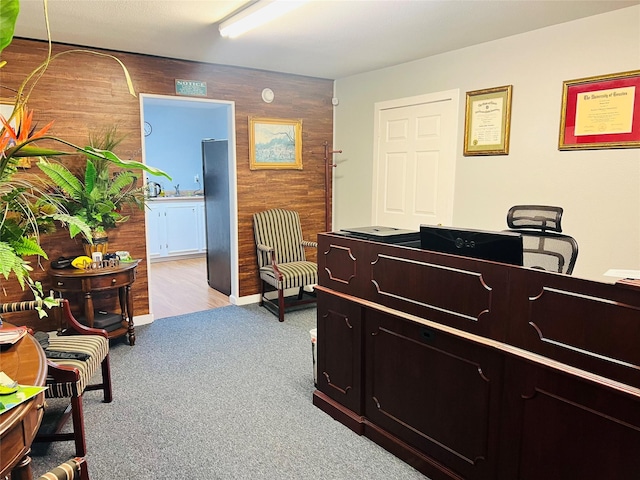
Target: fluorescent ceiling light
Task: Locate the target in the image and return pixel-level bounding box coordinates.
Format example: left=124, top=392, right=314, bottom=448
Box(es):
left=219, top=0, right=307, bottom=38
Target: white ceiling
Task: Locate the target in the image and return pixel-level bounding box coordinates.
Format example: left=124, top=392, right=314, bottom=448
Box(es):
left=13, top=0, right=640, bottom=80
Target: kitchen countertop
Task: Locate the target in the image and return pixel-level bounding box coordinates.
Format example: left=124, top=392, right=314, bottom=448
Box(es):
left=148, top=195, right=204, bottom=201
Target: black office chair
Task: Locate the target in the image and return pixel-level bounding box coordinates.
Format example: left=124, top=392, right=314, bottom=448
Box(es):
left=506, top=205, right=578, bottom=275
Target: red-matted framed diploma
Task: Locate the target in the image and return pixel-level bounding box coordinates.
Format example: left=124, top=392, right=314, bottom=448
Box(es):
left=559, top=70, right=640, bottom=150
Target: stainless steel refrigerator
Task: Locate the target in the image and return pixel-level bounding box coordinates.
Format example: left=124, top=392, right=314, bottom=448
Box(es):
left=202, top=139, right=231, bottom=295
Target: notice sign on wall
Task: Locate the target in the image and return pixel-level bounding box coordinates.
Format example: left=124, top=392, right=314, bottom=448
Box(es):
left=175, top=79, right=207, bottom=97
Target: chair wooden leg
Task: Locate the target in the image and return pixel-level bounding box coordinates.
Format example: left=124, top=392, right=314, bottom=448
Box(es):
left=297, top=287, right=304, bottom=300
left=259, top=280, right=265, bottom=306
left=71, top=395, right=87, bottom=457
left=85, top=354, right=113, bottom=404
left=278, top=288, right=285, bottom=322
left=102, top=354, right=113, bottom=403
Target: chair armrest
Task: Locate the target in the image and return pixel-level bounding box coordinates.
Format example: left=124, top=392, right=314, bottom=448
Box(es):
left=268, top=251, right=283, bottom=279
left=47, top=360, right=81, bottom=383
left=256, top=243, right=274, bottom=253
left=59, top=299, right=109, bottom=338
left=301, top=240, right=317, bottom=248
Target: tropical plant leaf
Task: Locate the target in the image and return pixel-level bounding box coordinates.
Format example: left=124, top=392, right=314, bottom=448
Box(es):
left=0, top=0, right=19, bottom=54
left=107, top=171, right=137, bottom=195
left=51, top=213, right=93, bottom=241
left=12, top=235, right=48, bottom=258
left=84, top=159, right=96, bottom=194
left=37, top=159, right=83, bottom=200
left=85, top=147, right=172, bottom=180
left=3, top=144, right=71, bottom=158
left=0, top=241, right=31, bottom=289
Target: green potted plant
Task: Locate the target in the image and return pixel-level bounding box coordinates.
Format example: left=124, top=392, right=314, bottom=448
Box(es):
left=0, top=0, right=167, bottom=311
left=38, top=125, right=170, bottom=256
left=0, top=113, right=91, bottom=307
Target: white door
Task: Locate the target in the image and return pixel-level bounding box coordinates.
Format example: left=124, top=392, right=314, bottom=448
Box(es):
left=373, top=90, right=459, bottom=229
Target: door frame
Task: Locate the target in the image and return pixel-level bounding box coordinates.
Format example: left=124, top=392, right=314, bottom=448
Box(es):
left=372, top=89, right=459, bottom=227
left=139, top=93, right=239, bottom=316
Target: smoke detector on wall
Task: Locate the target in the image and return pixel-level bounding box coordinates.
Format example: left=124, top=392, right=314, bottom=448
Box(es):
left=261, top=88, right=275, bottom=103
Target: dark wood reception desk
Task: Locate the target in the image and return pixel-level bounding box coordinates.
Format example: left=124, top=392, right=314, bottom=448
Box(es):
left=313, top=233, right=640, bottom=480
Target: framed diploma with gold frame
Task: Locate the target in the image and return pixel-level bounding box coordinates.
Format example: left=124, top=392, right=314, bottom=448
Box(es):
left=559, top=70, right=640, bottom=150
left=463, top=85, right=512, bottom=156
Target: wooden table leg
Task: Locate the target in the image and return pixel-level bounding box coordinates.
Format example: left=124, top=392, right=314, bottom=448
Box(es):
left=125, top=285, right=135, bottom=346
left=11, top=452, right=34, bottom=480
left=118, top=286, right=127, bottom=323
left=83, top=291, right=95, bottom=328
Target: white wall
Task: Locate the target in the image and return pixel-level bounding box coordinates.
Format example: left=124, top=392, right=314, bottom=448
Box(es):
left=333, top=6, right=640, bottom=282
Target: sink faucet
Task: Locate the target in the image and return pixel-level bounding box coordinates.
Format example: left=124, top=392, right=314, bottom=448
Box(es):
left=174, top=184, right=180, bottom=196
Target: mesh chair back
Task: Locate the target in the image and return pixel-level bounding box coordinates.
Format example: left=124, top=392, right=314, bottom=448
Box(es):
left=507, top=205, right=563, bottom=232
left=253, top=209, right=306, bottom=268
left=506, top=204, right=578, bottom=274
left=522, top=232, right=579, bottom=274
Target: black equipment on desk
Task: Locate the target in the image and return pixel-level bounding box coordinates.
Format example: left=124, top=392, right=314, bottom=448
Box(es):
left=338, top=226, right=421, bottom=247
left=420, top=224, right=523, bottom=266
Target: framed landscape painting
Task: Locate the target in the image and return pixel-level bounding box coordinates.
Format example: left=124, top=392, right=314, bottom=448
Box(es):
left=249, top=117, right=303, bottom=170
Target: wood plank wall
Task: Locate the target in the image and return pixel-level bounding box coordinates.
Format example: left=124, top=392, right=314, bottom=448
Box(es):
left=1, top=38, right=333, bottom=331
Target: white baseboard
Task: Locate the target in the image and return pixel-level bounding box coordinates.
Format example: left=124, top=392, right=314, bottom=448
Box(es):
left=134, top=313, right=154, bottom=326
left=150, top=253, right=205, bottom=263
left=231, top=294, right=261, bottom=305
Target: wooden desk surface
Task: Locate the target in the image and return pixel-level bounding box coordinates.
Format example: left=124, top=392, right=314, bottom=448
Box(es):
left=48, top=259, right=140, bottom=280
left=0, top=327, right=47, bottom=478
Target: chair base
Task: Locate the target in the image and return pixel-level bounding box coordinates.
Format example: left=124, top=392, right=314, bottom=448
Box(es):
left=34, top=395, right=86, bottom=456
left=260, top=284, right=316, bottom=322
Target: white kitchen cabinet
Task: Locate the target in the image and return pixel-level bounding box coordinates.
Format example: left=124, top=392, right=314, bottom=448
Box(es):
left=146, top=198, right=205, bottom=260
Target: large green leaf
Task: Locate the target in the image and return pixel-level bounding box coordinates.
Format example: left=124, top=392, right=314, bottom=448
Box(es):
left=3, top=144, right=71, bottom=158
left=37, top=159, right=84, bottom=200
left=85, top=147, right=172, bottom=180
left=51, top=213, right=93, bottom=241
left=0, top=0, right=19, bottom=54
left=0, top=241, right=32, bottom=290
left=12, top=235, right=47, bottom=258
left=84, top=159, right=97, bottom=194
left=107, top=171, right=137, bottom=195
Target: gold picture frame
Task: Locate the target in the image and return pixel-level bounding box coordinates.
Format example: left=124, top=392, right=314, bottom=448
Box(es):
left=558, top=70, right=640, bottom=150
left=463, top=85, right=513, bottom=156
left=249, top=116, right=303, bottom=170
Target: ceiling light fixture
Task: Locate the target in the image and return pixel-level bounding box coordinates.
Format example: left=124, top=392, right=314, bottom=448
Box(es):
left=218, top=0, right=307, bottom=39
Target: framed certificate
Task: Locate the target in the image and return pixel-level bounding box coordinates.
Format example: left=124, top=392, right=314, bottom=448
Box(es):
left=463, top=85, right=512, bottom=156
left=559, top=70, right=640, bottom=150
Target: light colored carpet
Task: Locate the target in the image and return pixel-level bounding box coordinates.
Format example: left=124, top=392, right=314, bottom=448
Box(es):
left=31, top=304, right=427, bottom=479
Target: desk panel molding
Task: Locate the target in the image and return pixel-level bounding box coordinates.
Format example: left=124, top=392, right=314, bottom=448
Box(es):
left=368, top=323, right=493, bottom=467
left=370, top=253, right=492, bottom=322
left=322, top=243, right=357, bottom=284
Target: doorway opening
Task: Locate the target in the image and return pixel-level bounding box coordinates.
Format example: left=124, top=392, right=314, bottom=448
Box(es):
left=139, top=94, right=239, bottom=320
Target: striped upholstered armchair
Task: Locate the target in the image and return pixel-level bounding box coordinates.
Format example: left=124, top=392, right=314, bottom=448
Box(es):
left=252, top=209, right=318, bottom=322
left=37, top=456, right=90, bottom=480
left=0, top=299, right=112, bottom=457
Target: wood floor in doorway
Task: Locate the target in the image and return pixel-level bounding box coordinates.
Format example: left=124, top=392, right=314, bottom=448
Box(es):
left=149, top=257, right=230, bottom=319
